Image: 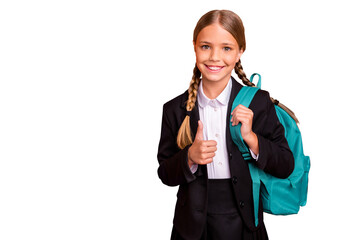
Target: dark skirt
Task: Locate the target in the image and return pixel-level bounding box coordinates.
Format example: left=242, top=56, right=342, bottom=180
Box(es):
left=171, top=179, right=268, bottom=240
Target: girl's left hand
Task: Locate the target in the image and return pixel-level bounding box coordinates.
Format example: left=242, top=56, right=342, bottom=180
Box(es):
left=230, top=104, right=254, bottom=142
left=231, top=104, right=259, bottom=155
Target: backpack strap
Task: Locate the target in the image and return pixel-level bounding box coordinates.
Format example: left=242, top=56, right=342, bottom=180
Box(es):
left=229, top=84, right=261, bottom=227
left=250, top=73, right=262, bottom=88
left=230, top=86, right=259, bottom=160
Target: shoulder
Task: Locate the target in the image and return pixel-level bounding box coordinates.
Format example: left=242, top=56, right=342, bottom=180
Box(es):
left=160, top=90, right=189, bottom=133
left=248, top=88, right=274, bottom=123
left=161, top=90, right=188, bottom=127
left=254, top=89, right=271, bottom=102
left=163, top=90, right=188, bottom=112
left=251, top=89, right=272, bottom=109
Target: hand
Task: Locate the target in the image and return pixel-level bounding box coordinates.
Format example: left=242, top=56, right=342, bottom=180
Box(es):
left=231, top=104, right=255, bottom=139
left=231, top=104, right=259, bottom=155
left=188, top=120, right=217, bottom=167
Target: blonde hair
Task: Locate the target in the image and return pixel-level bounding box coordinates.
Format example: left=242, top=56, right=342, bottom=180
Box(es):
left=177, top=10, right=251, bottom=149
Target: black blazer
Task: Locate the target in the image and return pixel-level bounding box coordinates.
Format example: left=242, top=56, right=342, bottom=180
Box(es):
left=157, top=77, right=294, bottom=240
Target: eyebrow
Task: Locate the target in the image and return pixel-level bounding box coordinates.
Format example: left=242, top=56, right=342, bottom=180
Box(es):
left=199, top=41, right=236, bottom=46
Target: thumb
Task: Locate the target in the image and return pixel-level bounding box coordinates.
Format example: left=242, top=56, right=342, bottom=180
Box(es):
left=195, top=120, right=204, bottom=141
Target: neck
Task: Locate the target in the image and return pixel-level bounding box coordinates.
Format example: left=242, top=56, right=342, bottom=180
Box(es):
left=202, top=77, right=231, bottom=100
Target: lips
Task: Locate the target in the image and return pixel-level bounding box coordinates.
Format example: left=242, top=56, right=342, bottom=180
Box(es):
left=205, top=64, right=224, bottom=73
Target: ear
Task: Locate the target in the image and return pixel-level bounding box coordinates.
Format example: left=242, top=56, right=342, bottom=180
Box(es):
left=237, top=49, right=244, bottom=62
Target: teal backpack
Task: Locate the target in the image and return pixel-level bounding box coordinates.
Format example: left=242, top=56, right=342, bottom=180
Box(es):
left=230, top=73, right=310, bottom=227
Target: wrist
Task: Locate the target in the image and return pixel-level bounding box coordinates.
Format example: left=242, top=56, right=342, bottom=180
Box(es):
left=243, top=131, right=259, bottom=155
left=243, top=131, right=255, bottom=142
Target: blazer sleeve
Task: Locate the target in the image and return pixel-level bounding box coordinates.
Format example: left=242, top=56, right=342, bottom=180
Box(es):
left=157, top=104, right=197, bottom=187
left=251, top=91, right=295, bottom=179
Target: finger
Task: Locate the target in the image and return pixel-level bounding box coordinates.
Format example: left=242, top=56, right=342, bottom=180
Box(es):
left=201, top=152, right=216, bottom=159
left=232, top=113, right=245, bottom=126
left=207, top=146, right=217, bottom=152
left=231, top=106, right=251, bottom=122
left=203, top=140, right=217, bottom=147
left=199, top=158, right=214, bottom=165
left=231, top=104, right=242, bottom=115
left=195, top=120, right=204, bottom=141
left=202, top=146, right=217, bottom=153
left=232, top=113, right=253, bottom=126
left=231, top=104, right=248, bottom=114
left=232, top=106, right=252, bottom=116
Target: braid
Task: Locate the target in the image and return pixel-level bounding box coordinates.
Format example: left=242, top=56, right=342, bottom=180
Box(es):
left=186, top=64, right=202, bottom=111
left=235, top=60, right=255, bottom=87
left=177, top=64, right=201, bottom=149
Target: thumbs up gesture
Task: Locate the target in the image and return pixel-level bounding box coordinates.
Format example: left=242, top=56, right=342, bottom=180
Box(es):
left=188, top=120, right=217, bottom=167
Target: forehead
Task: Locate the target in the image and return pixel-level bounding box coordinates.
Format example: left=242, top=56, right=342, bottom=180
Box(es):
left=196, top=23, right=238, bottom=45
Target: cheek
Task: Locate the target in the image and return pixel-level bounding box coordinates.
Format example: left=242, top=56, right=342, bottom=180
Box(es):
left=195, top=51, right=208, bottom=62
left=224, top=54, right=239, bottom=66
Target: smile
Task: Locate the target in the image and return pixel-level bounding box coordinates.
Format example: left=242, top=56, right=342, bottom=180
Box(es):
left=205, top=65, right=224, bottom=73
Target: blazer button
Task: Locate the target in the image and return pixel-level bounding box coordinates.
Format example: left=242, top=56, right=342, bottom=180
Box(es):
left=239, top=201, right=245, bottom=208
left=229, top=153, right=233, bottom=159
left=232, top=176, right=238, bottom=184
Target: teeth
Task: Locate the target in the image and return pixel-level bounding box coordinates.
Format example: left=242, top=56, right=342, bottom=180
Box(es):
left=208, top=66, right=222, bottom=70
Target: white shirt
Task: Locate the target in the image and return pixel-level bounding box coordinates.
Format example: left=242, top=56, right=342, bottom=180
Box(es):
left=190, top=78, right=258, bottom=179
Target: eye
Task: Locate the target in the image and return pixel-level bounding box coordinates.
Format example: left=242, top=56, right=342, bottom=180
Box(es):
left=223, top=47, right=231, bottom=51
left=201, top=45, right=210, bottom=50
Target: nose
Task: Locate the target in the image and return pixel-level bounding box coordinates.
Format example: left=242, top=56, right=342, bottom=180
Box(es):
left=209, top=48, right=220, bottom=61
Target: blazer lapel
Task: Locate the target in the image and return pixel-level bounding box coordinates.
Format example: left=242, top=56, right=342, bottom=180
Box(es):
left=189, top=102, right=208, bottom=177
left=189, top=102, right=200, bottom=139
left=226, top=77, right=243, bottom=157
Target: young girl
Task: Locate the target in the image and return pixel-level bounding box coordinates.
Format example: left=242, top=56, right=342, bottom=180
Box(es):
left=157, top=10, right=294, bottom=240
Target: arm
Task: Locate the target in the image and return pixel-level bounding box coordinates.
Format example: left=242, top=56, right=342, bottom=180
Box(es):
left=253, top=91, right=294, bottom=179
left=157, top=105, right=197, bottom=187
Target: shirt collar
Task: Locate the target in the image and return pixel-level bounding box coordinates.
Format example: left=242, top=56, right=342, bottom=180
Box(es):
left=197, top=77, right=232, bottom=108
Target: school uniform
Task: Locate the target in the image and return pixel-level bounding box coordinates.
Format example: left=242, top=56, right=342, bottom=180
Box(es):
left=157, top=77, right=294, bottom=240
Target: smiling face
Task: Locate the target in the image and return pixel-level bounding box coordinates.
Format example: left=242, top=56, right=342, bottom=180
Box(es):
left=194, top=22, right=243, bottom=86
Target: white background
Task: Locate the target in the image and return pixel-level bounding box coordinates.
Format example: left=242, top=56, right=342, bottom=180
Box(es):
left=1, top=0, right=359, bottom=239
